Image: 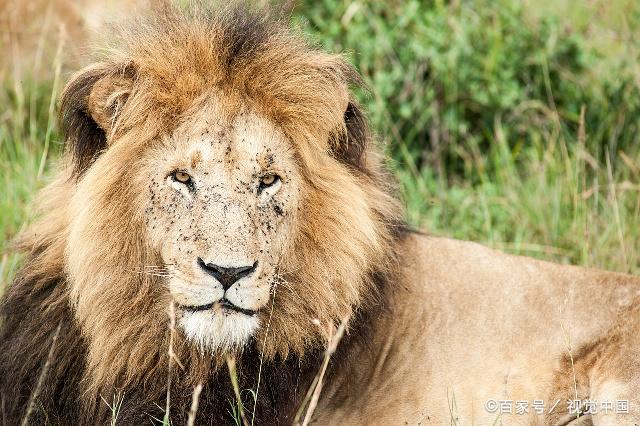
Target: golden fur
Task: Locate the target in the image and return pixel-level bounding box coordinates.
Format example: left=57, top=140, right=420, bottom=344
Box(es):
left=315, top=236, right=640, bottom=425
left=56, top=4, right=400, bottom=391
left=2, top=3, right=640, bottom=426
left=1, top=4, right=402, bottom=424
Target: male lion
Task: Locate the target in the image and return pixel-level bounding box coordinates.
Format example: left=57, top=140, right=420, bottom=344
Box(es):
left=1, top=4, right=639, bottom=426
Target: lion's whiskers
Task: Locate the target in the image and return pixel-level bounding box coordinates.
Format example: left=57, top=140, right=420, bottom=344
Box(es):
left=130, top=265, right=174, bottom=278
left=134, top=264, right=195, bottom=281
left=140, top=271, right=173, bottom=278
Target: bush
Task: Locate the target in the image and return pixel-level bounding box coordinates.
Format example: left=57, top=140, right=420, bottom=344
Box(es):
left=295, top=0, right=640, bottom=180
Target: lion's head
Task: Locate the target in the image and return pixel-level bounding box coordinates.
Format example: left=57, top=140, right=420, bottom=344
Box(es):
left=27, top=4, right=402, bottom=392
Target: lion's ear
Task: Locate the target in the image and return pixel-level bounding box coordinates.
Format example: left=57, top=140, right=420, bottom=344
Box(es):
left=60, top=63, right=136, bottom=176
left=332, top=101, right=368, bottom=170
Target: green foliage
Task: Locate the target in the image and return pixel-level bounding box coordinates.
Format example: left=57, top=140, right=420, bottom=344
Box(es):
left=0, top=72, right=62, bottom=288
left=291, top=0, right=640, bottom=272
left=295, top=0, right=640, bottom=179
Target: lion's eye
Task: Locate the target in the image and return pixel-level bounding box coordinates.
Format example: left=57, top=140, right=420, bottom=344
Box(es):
left=171, top=170, right=193, bottom=186
left=259, top=173, right=280, bottom=192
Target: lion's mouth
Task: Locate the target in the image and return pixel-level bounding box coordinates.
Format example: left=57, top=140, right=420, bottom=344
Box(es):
left=179, top=299, right=257, bottom=316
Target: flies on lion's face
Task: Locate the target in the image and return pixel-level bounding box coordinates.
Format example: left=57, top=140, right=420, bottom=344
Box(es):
left=141, top=100, right=301, bottom=351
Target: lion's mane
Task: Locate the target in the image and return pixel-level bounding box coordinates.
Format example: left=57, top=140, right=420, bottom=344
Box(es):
left=0, top=4, right=406, bottom=424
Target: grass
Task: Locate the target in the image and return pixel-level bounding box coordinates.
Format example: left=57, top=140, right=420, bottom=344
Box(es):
left=0, top=76, right=62, bottom=290
left=397, top=109, right=640, bottom=273
left=0, top=18, right=65, bottom=289
left=295, top=0, right=640, bottom=274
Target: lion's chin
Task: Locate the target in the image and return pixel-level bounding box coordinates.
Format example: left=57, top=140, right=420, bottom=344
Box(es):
left=179, top=310, right=260, bottom=351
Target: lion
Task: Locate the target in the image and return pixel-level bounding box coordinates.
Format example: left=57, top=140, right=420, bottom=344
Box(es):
left=1, top=3, right=640, bottom=426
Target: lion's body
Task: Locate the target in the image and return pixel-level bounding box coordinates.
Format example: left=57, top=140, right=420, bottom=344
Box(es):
left=1, top=4, right=640, bottom=426
left=316, top=235, right=640, bottom=425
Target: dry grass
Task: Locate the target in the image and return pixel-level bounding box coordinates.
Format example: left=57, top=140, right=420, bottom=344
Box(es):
left=293, top=315, right=350, bottom=426
left=20, top=323, right=61, bottom=426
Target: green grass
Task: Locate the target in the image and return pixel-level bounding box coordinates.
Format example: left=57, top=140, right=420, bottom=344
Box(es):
left=1, top=0, right=640, bottom=295
left=398, top=112, right=640, bottom=273
left=0, top=9, right=66, bottom=289
left=297, top=0, right=640, bottom=273
left=0, top=74, right=63, bottom=289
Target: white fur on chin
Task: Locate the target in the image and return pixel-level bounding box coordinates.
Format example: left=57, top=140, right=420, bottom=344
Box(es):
left=179, top=309, right=260, bottom=351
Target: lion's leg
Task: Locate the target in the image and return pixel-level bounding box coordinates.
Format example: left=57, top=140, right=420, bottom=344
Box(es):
left=544, top=344, right=640, bottom=424
left=586, top=313, right=640, bottom=425
left=587, top=380, right=640, bottom=426
left=565, top=415, right=594, bottom=426
left=544, top=305, right=640, bottom=426
left=544, top=372, right=640, bottom=425
left=547, top=356, right=640, bottom=425
left=544, top=354, right=591, bottom=426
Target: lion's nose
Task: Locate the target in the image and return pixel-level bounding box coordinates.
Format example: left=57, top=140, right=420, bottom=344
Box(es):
left=197, top=257, right=258, bottom=290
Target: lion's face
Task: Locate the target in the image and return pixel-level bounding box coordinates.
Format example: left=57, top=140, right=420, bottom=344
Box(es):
left=142, top=98, right=301, bottom=350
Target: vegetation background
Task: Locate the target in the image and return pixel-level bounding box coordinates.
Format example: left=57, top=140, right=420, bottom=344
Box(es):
left=2, top=0, right=640, bottom=289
